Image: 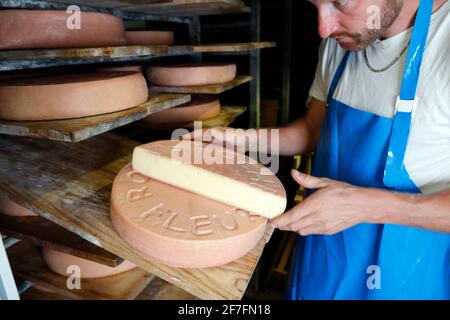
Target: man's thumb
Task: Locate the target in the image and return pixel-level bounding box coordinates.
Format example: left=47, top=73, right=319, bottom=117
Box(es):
left=291, top=169, right=331, bottom=189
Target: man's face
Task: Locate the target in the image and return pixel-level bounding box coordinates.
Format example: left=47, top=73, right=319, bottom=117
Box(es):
left=308, top=0, right=403, bottom=51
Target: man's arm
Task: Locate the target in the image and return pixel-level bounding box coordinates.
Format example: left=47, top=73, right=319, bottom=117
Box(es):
left=183, top=97, right=327, bottom=157
left=272, top=170, right=450, bottom=235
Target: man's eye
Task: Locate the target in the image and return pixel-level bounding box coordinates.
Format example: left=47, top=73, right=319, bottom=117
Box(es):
left=335, top=0, right=349, bottom=7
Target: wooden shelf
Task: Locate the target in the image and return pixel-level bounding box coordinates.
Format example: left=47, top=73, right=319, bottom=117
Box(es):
left=8, top=242, right=153, bottom=300
left=151, top=75, right=252, bottom=94
left=42, top=0, right=249, bottom=16
left=183, top=105, right=247, bottom=128
left=0, top=93, right=190, bottom=142
left=0, top=132, right=274, bottom=300
left=0, top=42, right=274, bottom=71
left=0, top=214, right=121, bottom=267
left=168, top=42, right=276, bottom=54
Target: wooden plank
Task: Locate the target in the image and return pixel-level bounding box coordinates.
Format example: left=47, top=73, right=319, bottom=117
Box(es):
left=151, top=75, right=252, bottom=94
left=0, top=45, right=168, bottom=62
left=169, top=42, right=276, bottom=54
left=0, top=133, right=274, bottom=300
left=0, top=214, right=121, bottom=267
left=8, top=242, right=153, bottom=300
left=121, top=0, right=249, bottom=16
left=0, top=42, right=273, bottom=71
left=183, top=106, right=247, bottom=129
left=136, top=277, right=196, bottom=300
left=0, top=93, right=191, bottom=142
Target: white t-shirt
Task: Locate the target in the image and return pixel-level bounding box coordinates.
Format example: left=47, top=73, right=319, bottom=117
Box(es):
left=309, top=1, right=450, bottom=195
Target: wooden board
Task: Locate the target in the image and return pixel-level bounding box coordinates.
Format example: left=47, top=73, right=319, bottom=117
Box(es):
left=0, top=45, right=168, bottom=62
left=136, top=277, right=196, bottom=300
left=169, top=42, right=276, bottom=54
left=0, top=93, right=190, bottom=142
left=0, top=0, right=248, bottom=16
left=150, top=75, right=252, bottom=94
left=183, top=106, right=247, bottom=128
left=0, top=42, right=272, bottom=71
left=0, top=214, right=121, bottom=267
left=8, top=242, right=153, bottom=300
left=0, top=133, right=274, bottom=300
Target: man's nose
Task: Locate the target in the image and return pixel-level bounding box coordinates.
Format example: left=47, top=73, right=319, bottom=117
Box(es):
left=317, top=8, right=339, bottom=38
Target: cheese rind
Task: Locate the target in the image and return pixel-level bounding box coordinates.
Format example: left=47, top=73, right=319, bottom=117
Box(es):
left=142, top=95, right=220, bottom=125
left=0, top=10, right=126, bottom=50
left=147, top=63, right=237, bottom=87
left=131, top=140, right=287, bottom=219
left=0, top=72, right=148, bottom=121
left=110, top=164, right=268, bottom=268
left=125, top=31, right=174, bottom=46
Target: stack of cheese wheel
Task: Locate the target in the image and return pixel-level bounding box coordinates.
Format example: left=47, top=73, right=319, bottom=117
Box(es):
left=125, top=31, right=175, bottom=46
left=0, top=197, right=136, bottom=278
left=142, top=95, right=221, bottom=126
left=110, top=140, right=287, bottom=268
left=146, top=63, right=237, bottom=87
left=0, top=72, right=148, bottom=121
left=0, top=10, right=126, bottom=50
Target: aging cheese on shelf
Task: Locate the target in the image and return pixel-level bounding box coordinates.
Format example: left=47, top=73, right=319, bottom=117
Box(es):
left=142, top=95, right=221, bottom=126
left=0, top=197, right=38, bottom=217
left=0, top=72, right=148, bottom=121
left=0, top=10, right=126, bottom=50
left=42, top=248, right=136, bottom=279
left=132, top=140, right=287, bottom=219
left=146, top=63, right=237, bottom=87
left=125, top=31, right=175, bottom=46
left=110, top=164, right=268, bottom=268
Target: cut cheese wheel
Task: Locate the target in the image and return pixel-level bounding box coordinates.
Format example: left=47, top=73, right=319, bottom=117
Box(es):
left=125, top=31, right=174, bottom=46
left=42, top=247, right=136, bottom=279
left=147, top=63, right=237, bottom=87
left=0, top=10, right=125, bottom=50
left=131, top=140, right=287, bottom=219
left=110, top=164, right=268, bottom=268
left=0, top=72, right=148, bottom=121
left=142, top=95, right=221, bottom=126
left=0, top=197, right=38, bottom=217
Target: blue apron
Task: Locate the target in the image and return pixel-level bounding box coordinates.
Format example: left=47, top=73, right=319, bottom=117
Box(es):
left=289, top=0, right=450, bottom=300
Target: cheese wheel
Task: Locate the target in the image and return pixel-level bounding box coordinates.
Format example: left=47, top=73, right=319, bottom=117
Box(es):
left=132, top=141, right=287, bottom=219
left=42, top=247, right=136, bottom=279
left=0, top=197, right=38, bottom=217
left=0, top=72, right=148, bottom=121
left=125, top=31, right=174, bottom=46
left=147, top=63, right=237, bottom=87
left=0, top=10, right=125, bottom=50
left=142, top=95, right=220, bottom=126
left=110, top=164, right=268, bottom=268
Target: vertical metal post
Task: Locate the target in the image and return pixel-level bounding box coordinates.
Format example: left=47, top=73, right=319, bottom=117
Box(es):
left=250, top=0, right=261, bottom=129
left=0, top=235, right=20, bottom=300
left=188, top=16, right=202, bottom=63
left=280, top=0, right=293, bottom=125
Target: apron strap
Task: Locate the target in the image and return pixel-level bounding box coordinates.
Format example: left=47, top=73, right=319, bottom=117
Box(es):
left=327, top=51, right=351, bottom=103
left=383, top=0, right=434, bottom=190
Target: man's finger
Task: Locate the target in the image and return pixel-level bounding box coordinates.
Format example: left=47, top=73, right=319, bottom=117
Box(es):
left=291, top=169, right=331, bottom=189
left=271, top=202, right=309, bottom=228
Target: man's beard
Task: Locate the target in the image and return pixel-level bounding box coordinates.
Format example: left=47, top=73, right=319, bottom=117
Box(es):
left=334, top=0, right=403, bottom=51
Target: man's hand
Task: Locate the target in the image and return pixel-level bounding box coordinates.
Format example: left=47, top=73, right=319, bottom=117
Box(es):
left=271, top=169, right=369, bottom=235
left=182, top=127, right=249, bottom=151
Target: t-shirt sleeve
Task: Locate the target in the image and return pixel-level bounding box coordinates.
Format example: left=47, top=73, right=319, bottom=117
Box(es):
left=308, top=39, right=328, bottom=103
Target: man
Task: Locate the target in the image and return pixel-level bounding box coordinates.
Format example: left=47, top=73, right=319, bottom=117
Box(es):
left=184, top=0, right=450, bottom=299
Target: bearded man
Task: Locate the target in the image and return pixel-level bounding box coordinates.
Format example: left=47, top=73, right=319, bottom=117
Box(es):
left=185, top=0, right=450, bottom=299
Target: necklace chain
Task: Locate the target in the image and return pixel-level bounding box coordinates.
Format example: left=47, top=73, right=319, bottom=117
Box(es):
left=364, top=39, right=411, bottom=73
